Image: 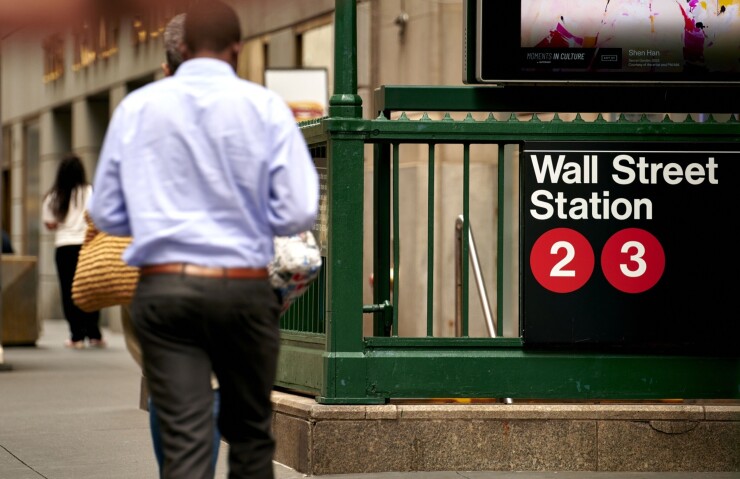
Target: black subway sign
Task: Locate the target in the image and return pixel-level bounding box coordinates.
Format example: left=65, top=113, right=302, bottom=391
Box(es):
left=521, top=142, right=738, bottom=354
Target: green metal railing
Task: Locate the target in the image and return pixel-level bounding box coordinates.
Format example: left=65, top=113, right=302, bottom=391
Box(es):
left=275, top=108, right=740, bottom=404
left=273, top=0, right=740, bottom=404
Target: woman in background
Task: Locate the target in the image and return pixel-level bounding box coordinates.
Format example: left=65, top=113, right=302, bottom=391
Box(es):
left=42, top=153, right=104, bottom=349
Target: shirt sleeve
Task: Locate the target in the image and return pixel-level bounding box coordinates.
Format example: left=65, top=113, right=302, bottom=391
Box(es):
left=41, top=194, right=55, bottom=224
left=267, top=97, right=319, bottom=237
left=88, top=107, right=132, bottom=237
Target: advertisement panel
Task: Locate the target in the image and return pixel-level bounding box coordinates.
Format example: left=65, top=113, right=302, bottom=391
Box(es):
left=466, top=0, right=740, bottom=85
left=264, top=68, right=328, bottom=122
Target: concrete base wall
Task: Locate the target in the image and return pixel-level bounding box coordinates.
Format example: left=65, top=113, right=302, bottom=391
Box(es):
left=271, top=391, right=740, bottom=475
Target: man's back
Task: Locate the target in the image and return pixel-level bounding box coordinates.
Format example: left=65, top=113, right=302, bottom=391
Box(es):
left=95, top=58, right=318, bottom=268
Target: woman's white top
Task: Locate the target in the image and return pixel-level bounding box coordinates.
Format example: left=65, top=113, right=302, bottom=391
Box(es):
left=42, top=184, right=92, bottom=247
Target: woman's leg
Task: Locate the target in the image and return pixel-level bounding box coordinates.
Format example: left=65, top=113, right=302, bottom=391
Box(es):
left=148, top=397, right=165, bottom=477
left=82, top=308, right=103, bottom=342
left=55, top=245, right=85, bottom=343
left=211, top=389, right=221, bottom=467
left=56, top=244, right=102, bottom=343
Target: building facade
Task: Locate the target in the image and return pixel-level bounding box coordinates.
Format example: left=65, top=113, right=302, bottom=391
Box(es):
left=2, top=0, right=503, bottom=338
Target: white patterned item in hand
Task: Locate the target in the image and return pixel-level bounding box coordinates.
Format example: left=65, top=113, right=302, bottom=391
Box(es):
left=269, top=231, right=322, bottom=312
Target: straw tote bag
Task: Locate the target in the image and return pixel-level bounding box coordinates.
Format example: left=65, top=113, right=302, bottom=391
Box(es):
left=71, top=212, right=140, bottom=312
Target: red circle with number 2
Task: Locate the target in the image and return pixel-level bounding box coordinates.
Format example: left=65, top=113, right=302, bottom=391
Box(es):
left=530, top=228, right=595, bottom=293
left=601, top=228, right=665, bottom=294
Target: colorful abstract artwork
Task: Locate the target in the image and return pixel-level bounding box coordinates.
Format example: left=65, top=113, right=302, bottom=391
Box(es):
left=521, top=0, right=739, bottom=73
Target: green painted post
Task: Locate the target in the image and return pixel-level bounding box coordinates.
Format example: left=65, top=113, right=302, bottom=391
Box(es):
left=329, top=0, right=362, bottom=119
left=320, top=0, right=379, bottom=403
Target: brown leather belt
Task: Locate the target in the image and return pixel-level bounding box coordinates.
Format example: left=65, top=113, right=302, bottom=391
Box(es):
left=140, top=263, right=268, bottom=279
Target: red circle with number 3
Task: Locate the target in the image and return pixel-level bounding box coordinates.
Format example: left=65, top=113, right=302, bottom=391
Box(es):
left=530, top=228, right=594, bottom=293
left=601, top=228, right=665, bottom=294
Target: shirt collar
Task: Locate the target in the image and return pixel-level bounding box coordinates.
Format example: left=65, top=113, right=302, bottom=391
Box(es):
left=175, top=58, right=237, bottom=78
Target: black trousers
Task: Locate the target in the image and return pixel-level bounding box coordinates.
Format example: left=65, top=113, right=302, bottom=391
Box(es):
left=55, top=245, right=101, bottom=342
left=131, top=273, right=281, bottom=479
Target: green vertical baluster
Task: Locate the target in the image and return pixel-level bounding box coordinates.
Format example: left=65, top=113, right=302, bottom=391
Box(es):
left=462, top=143, right=470, bottom=337
left=496, top=143, right=505, bottom=338
left=393, top=142, right=400, bottom=337
left=427, top=144, right=435, bottom=337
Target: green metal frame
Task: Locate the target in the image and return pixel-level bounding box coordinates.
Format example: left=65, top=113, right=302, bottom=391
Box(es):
left=273, top=0, right=740, bottom=404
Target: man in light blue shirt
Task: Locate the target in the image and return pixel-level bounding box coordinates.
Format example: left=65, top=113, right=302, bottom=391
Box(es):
left=89, top=2, right=318, bottom=477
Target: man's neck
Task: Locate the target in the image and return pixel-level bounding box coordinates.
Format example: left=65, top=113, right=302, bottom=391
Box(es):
left=189, top=48, right=236, bottom=70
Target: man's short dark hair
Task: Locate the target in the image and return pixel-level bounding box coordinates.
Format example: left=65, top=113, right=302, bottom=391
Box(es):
left=164, top=13, right=186, bottom=73
left=184, top=0, right=241, bottom=53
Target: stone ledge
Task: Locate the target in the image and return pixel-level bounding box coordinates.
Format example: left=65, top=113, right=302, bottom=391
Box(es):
left=1, top=255, right=39, bottom=346
left=271, top=391, right=740, bottom=475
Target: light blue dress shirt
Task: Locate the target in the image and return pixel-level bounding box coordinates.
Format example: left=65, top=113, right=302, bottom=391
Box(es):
left=89, top=58, right=319, bottom=268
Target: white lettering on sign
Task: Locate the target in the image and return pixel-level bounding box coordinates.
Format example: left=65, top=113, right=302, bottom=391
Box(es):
left=527, top=151, right=723, bottom=221
left=530, top=190, right=653, bottom=220
left=611, top=154, right=719, bottom=185
left=530, top=154, right=598, bottom=184
left=554, top=52, right=586, bottom=61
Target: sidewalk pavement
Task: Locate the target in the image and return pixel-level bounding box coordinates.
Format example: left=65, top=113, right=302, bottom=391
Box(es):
left=1, top=319, right=737, bottom=479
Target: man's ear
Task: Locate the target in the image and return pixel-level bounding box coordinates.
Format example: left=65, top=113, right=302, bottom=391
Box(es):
left=161, top=62, right=172, bottom=77
left=229, top=42, right=241, bottom=67
left=179, top=43, right=191, bottom=61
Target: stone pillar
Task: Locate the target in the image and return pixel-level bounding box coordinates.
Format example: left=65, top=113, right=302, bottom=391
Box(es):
left=38, top=109, right=67, bottom=321
left=109, top=84, right=127, bottom=115
left=72, top=97, right=107, bottom=178
left=71, top=94, right=123, bottom=331
left=9, top=123, right=25, bottom=254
